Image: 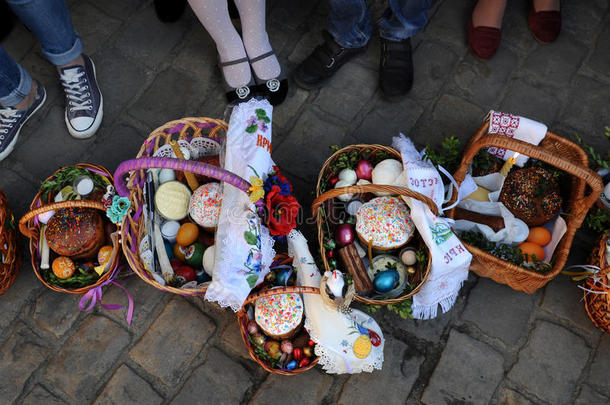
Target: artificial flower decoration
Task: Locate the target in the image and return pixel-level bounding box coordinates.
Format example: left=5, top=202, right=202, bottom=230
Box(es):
left=265, top=185, right=300, bottom=237
left=249, top=176, right=265, bottom=202
left=107, top=195, right=131, bottom=224
left=263, top=166, right=292, bottom=196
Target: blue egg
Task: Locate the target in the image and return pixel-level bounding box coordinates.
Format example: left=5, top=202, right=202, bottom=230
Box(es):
left=164, top=240, right=174, bottom=260
left=275, top=268, right=293, bottom=286
left=196, top=269, right=211, bottom=284
left=285, top=360, right=298, bottom=371
left=373, top=270, right=399, bottom=293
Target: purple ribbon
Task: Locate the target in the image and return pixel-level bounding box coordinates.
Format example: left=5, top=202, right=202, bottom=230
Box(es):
left=78, top=265, right=134, bottom=325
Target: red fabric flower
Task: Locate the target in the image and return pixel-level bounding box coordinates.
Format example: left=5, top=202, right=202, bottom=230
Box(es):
left=265, top=185, right=300, bottom=236
left=272, top=166, right=292, bottom=193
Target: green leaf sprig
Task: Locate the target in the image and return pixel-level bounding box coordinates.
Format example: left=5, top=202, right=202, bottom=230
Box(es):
left=40, top=166, right=107, bottom=202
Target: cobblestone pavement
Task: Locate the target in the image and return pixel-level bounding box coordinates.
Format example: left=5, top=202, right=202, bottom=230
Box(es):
left=1, top=0, right=609, bottom=404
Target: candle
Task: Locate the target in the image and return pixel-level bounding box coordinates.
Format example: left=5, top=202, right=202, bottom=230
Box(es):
left=500, top=153, right=520, bottom=177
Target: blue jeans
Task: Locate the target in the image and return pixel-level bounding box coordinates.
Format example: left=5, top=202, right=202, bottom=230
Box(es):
left=0, top=0, right=82, bottom=107
left=328, top=0, right=432, bottom=48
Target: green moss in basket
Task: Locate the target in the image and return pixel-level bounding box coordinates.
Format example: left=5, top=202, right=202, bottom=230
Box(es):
left=43, top=264, right=101, bottom=288
left=40, top=166, right=108, bottom=202
left=423, top=136, right=462, bottom=173
left=458, top=230, right=551, bottom=273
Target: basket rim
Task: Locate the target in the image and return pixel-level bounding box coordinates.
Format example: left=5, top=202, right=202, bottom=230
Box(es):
left=0, top=190, right=21, bottom=295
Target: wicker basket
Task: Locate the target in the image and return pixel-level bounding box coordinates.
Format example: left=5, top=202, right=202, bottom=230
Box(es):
left=584, top=231, right=610, bottom=333
left=237, top=283, right=321, bottom=375
left=313, top=144, right=434, bottom=306
left=448, top=121, right=604, bottom=294
left=19, top=164, right=120, bottom=295
left=113, top=117, right=254, bottom=296
left=0, top=190, right=20, bottom=295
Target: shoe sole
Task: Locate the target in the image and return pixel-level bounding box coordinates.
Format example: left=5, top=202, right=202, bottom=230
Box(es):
left=65, top=58, right=103, bottom=139
left=292, top=73, right=331, bottom=90
left=0, top=87, right=47, bottom=162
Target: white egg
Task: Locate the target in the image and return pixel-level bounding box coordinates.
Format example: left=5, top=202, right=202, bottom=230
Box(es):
left=338, top=168, right=357, bottom=185
left=158, top=169, right=176, bottom=184
left=604, top=182, right=610, bottom=199
left=202, top=245, right=215, bottom=276
left=334, top=179, right=354, bottom=201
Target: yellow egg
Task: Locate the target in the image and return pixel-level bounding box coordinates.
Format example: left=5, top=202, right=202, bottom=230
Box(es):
left=52, top=257, right=75, bottom=279
left=352, top=334, right=372, bottom=359
left=518, top=242, right=546, bottom=262
left=97, top=245, right=113, bottom=265
left=176, top=223, right=199, bottom=246
left=526, top=227, right=551, bottom=247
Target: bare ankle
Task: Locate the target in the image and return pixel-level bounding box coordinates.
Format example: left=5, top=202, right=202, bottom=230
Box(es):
left=13, top=81, right=37, bottom=111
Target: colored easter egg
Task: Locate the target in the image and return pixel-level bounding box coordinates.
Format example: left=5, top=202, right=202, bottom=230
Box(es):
left=175, top=265, right=196, bottom=283
left=52, top=257, right=75, bottom=279
left=176, top=223, right=199, bottom=246
left=285, top=360, right=298, bottom=371
left=526, top=227, right=551, bottom=246
left=184, top=243, right=205, bottom=267
left=97, top=245, right=113, bottom=265
left=373, top=269, right=400, bottom=293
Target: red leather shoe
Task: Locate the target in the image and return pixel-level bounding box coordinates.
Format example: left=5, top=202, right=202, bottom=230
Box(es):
left=528, top=5, right=561, bottom=44
left=467, top=19, right=502, bottom=60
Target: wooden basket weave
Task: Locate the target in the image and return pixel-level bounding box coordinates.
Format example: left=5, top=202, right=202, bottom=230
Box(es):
left=584, top=231, right=610, bottom=333
left=19, top=164, right=120, bottom=295
left=237, top=281, right=321, bottom=375
left=0, top=190, right=20, bottom=295
left=313, top=144, right=433, bottom=306
left=113, top=117, right=252, bottom=296
left=448, top=121, right=604, bottom=294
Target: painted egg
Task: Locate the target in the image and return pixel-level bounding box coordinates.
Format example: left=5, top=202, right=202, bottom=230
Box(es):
left=173, top=244, right=186, bottom=262
left=373, top=269, right=400, bottom=293
left=251, top=333, right=266, bottom=346
left=184, top=243, right=205, bottom=267
left=176, top=223, right=199, bottom=246
left=247, top=321, right=259, bottom=335
left=52, top=257, right=75, bottom=279
left=281, top=340, right=293, bottom=354
left=175, top=265, right=196, bottom=283
left=264, top=340, right=282, bottom=360
left=303, top=346, right=314, bottom=357
left=97, top=245, right=113, bottom=265
left=293, top=347, right=303, bottom=361
left=285, top=360, right=298, bottom=371
left=299, top=357, right=311, bottom=368
left=275, top=267, right=293, bottom=286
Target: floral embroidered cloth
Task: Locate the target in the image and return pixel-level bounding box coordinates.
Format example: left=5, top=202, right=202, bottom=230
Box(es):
left=205, top=99, right=276, bottom=311
left=288, top=230, right=384, bottom=374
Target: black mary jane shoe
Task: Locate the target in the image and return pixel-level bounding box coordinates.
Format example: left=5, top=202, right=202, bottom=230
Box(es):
left=249, top=50, right=288, bottom=106
left=219, top=56, right=256, bottom=104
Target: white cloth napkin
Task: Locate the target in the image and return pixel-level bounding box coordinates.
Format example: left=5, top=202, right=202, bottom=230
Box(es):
left=486, top=110, right=547, bottom=167
left=392, top=135, right=472, bottom=319
left=205, top=99, right=276, bottom=311
left=288, top=230, right=384, bottom=374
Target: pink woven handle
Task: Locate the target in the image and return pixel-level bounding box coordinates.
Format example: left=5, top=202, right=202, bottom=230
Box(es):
left=114, top=157, right=251, bottom=196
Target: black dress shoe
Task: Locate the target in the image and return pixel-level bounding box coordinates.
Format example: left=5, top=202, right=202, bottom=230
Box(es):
left=293, top=31, right=367, bottom=90
left=379, top=37, right=413, bottom=102
left=249, top=50, right=288, bottom=106
left=154, top=0, right=186, bottom=22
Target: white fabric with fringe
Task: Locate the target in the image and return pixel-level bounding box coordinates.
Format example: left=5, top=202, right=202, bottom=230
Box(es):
left=392, top=135, right=472, bottom=319
left=287, top=230, right=384, bottom=374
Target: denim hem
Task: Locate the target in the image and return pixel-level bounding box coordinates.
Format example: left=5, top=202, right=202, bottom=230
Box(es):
left=0, top=63, right=32, bottom=107
left=42, top=31, right=83, bottom=66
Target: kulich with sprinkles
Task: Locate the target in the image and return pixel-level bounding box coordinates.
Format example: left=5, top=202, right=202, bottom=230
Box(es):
left=355, top=196, right=415, bottom=250
left=499, top=167, right=562, bottom=227
left=45, top=208, right=105, bottom=260
left=189, top=182, right=223, bottom=232
left=254, top=291, right=304, bottom=339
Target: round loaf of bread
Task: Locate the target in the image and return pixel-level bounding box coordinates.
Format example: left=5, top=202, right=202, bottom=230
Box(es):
left=45, top=208, right=105, bottom=260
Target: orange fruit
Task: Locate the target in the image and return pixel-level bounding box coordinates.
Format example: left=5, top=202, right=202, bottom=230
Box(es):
left=52, top=256, right=75, bottom=279
left=526, top=227, right=551, bottom=246
left=518, top=242, right=546, bottom=262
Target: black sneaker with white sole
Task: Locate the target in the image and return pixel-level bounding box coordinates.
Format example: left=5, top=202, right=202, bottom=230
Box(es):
left=60, top=54, right=103, bottom=139
left=0, top=81, right=46, bottom=162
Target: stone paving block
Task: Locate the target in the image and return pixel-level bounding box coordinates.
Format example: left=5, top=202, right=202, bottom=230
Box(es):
left=381, top=307, right=451, bottom=343
left=129, top=68, right=206, bottom=128
left=314, top=63, right=377, bottom=122
left=129, top=298, right=216, bottom=385
left=170, top=348, right=253, bottom=404
left=540, top=275, right=601, bottom=335
left=560, top=75, right=610, bottom=142
left=415, top=93, right=485, bottom=146
left=499, top=79, right=561, bottom=126
left=14, top=52, right=63, bottom=114
left=450, top=46, right=518, bottom=107
left=575, top=385, right=610, bottom=405
left=0, top=167, right=39, bottom=218
left=2, top=23, right=36, bottom=62
left=521, top=33, right=587, bottom=88
left=174, top=26, right=216, bottom=83
left=10, top=105, right=97, bottom=181
left=587, top=334, right=610, bottom=396
left=273, top=109, right=347, bottom=180
left=84, top=123, right=148, bottom=171
left=500, top=0, right=536, bottom=54
left=410, top=41, right=459, bottom=102
left=84, top=0, right=145, bottom=20
left=115, top=5, right=189, bottom=69
left=250, top=368, right=333, bottom=405
left=585, top=16, right=610, bottom=79
left=274, top=86, right=310, bottom=129
left=561, top=1, right=606, bottom=42
left=22, top=385, right=66, bottom=405
left=269, top=0, right=319, bottom=30
left=497, top=386, right=534, bottom=405
left=94, top=48, right=152, bottom=125
left=288, top=28, right=324, bottom=64
left=421, top=0, right=471, bottom=50
left=461, top=278, right=537, bottom=346
left=422, top=330, right=504, bottom=405
left=0, top=322, right=50, bottom=404
left=70, top=2, right=122, bottom=56
left=0, top=256, right=42, bottom=334
left=217, top=321, right=251, bottom=360
left=353, top=97, right=424, bottom=144
left=29, top=290, right=81, bottom=338
left=94, top=364, right=163, bottom=405
left=44, top=315, right=130, bottom=402
left=507, top=321, right=589, bottom=405
left=338, top=337, right=424, bottom=405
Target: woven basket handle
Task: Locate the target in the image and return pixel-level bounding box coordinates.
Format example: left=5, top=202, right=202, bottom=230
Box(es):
left=19, top=200, right=107, bottom=238
left=113, top=157, right=251, bottom=197
left=243, top=286, right=320, bottom=307
left=311, top=184, right=440, bottom=217
left=453, top=131, right=604, bottom=218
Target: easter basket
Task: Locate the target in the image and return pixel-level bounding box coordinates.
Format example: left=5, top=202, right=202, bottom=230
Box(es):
left=313, top=144, right=433, bottom=306
left=584, top=231, right=610, bottom=333
left=114, top=117, right=254, bottom=296
left=237, top=258, right=321, bottom=375
left=19, top=164, right=121, bottom=294
left=0, top=190, right=20, bottom=295
left=448, top=121, right=603, bottom=294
